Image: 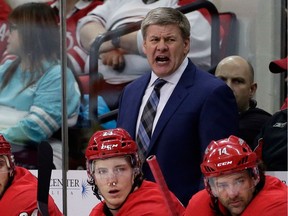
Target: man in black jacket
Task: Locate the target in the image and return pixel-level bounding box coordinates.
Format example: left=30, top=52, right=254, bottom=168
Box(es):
left=253, top=57, right=287, bottom=171
left=215, top=55, right=272, bottom=147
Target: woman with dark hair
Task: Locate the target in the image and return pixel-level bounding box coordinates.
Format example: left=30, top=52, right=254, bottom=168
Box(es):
left=4, top=0, right=104, bottom=74
left=0, top=0, right=11, bottom=60
left=0, top=2, right=80, bottom=168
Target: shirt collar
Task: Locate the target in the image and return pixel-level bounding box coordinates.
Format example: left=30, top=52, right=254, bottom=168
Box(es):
left=150, top=57, right=188, bottom=86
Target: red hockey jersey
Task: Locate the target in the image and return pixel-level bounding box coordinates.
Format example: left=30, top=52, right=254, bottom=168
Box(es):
left=0, top=166, right=63, bottom=216
left=185, top=175, right=287, bottom=216
left=89, top=180, right=185, bottom=216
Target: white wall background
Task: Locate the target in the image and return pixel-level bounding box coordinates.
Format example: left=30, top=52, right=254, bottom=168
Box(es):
left=211, top=0, right=284, bottom=114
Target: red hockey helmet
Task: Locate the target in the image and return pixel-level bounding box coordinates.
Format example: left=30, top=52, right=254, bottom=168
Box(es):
left=201, top=135, right=257, bottom=178
left=0, top=135, right=15, bottom=174
left=85, top=128, right=140, bottom=178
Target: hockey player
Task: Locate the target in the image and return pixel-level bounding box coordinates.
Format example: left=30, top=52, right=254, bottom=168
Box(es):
left=185, top=135, right=287, bottom=216
left=85, top=128, right=185, bottom=215
left=0, top=135, right=63, bottom=215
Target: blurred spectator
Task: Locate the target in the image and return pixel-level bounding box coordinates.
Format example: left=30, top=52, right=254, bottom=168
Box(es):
left=85, top=128, right=185, bottom=215
left=78, top=0, right=211, bottom=79
left=0, top=135, right=63, bottom=215
left=4, top=0, right=115, bottom=170
left=116, top=7, right=238, bottom=206
left=4, top=0, right=50, bottom=8
left=0, top=2, right=80, bottom=168
left=0, top=0, right=11, bottom=61
left=215, top=56, right=271, bottom=147
left=4, top=0, right=104, bottom=75
left=268, top=57, right=287, bottom=110
left=49, top=0, right=103, bottom=75
left=253, top=57, right=287, bottom=171
left=77, top=0, right=212, bottom=84
left=185, top=135, right=287, bottom=216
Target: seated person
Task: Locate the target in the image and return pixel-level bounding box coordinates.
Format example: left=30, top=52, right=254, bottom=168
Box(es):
left=0, top=0, right=12, bottom=62
left=185, top=135, right=287, bottom=216
left=215, top=56, right=271, bottom=147
left=0, top=2, right=80, bottom=168
left=0, top=135, right=63, bottom=215
left=4, top=0, right=104, bottom=75
left=77, top=0, right=212, bottom=85
left=49, top=0, right=104, bottom=75
left=268, top=57, right=287, bottom=110
left=85, top=128, right=185, bottom=215
left=253, top=57, right=287, bottom=171
left=254, top=108, right=287, bottom=171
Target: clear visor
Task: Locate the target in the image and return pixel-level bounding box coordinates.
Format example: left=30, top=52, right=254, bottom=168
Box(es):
left=208, top=170, right=256, bottom=197
left=91, top=156, right=135, bottom=182
left=93, top=166, right=133, bottom=182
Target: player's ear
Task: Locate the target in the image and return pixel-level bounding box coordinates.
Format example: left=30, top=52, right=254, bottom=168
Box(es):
left=252, top=167, right=260, bottom=186
left=133, top=168, right=140, bottom=176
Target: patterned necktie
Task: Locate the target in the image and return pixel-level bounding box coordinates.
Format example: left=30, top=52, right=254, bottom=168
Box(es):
left=137, top=78, right=167, bottom=159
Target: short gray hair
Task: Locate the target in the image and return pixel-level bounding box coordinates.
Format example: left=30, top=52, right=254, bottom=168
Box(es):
left=141, top=7, right=191, bottom=40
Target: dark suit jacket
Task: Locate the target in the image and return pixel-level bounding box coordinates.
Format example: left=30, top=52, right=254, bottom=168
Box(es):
left=117, top=59, right=239, bottom=206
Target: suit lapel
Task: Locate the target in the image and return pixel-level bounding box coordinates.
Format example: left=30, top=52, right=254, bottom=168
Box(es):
left=147, top=60, right=196, bottom=153
left=128, top=73, right=151, bottom=137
